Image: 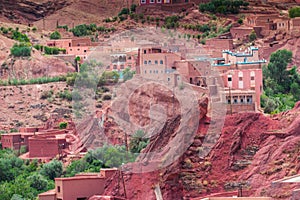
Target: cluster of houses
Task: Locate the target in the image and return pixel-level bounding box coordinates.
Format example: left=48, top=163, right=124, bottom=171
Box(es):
left=1, top=115, right=85, bottom=161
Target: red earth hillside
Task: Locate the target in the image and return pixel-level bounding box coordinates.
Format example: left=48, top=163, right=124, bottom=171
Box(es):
left=102, top=101, right=300, bottom=199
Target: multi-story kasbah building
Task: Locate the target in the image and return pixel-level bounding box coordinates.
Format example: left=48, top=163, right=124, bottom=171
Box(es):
left=213, top=47, right=266, bottom=113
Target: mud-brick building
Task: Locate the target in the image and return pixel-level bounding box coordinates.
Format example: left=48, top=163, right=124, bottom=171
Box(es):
left=28, top=135, right=68, bottom=158
left=212, top=47, right=266, bottom=113
left=46, top=37, right=95, bottom=61
left=39, top=168, right=121, bottom=200
left=1, top=132, right=34, bottom=150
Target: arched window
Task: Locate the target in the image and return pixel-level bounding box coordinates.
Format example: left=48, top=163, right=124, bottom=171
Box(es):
left=160, top=60, right=163, bottom=64
left=144, top=61, right=147, bottom=65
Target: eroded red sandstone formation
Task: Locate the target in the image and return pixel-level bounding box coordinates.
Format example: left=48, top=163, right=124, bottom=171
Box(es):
left=102, top=98, right=300, bottom=199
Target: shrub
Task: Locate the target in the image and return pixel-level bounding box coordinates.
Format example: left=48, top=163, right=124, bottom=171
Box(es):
left=10, top=43, right=31, bottom=57
left=130, top=4, right=137, bottom=12
left=44, top=46, right=60, bottom=55
left=32, top=27, right=37, bottom=32
left=59, top=122, right=68, bottom=129
left=119, top=8, right=129, bottom=16
left=249, top=31, right=257, bottom=42
left=129, top=130, right=149, bottom=154
left=11, top=30, right=30, bottom=42
left=50, top=31, right=61, bottom=40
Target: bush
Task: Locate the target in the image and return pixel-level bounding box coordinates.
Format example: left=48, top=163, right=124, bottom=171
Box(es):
left=44, top=46, right=60, bottom=55
left=11, top=30, right=30, bottom=42
left=129, top=130, right=149, bottom=154
left=59, top=122, right=68, bottom=129
left=118, top=8, right=129, bottom=16
left=50, top=31, right=61, bottom=40
left=249, top=31, right=257, bottom=42
left=10, top=43, right=31, bottom=57
left=289, top=6, right=300, bottom=18
left=131, top=4, right=137, bottom=12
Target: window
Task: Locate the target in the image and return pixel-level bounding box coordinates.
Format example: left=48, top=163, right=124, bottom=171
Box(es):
left=160, top=60, right=163, bottom=64
left=157, top=0, right=162, bottom=2
left=145, top=70, right=147, bottom=74
left=228, top=77, right=232, bottom=81
left=144, top=61, right=147, bottom=65
left=150, top=70, right=152, bottom=73
left=150, top=0, right=155, bottom=3
left=120, top=65, right=124, bottom=69
left=167, top=78, right=170, bottom=81
left=128, top=56, right=132, bottom=60
left=144, top=49, right=147, bottom=53
left=84, top=50, right=87, bottom=53
left=148, top=60, right=152, bottom=64
left=57, top=186, right=61, bottom=193
left=239, top=77, right=243, bottom=81
left=251, top=76, right=255, bottom=81
left=113, top=65, right=117, bottom=69
left=155, top=60, right=158, bottom=64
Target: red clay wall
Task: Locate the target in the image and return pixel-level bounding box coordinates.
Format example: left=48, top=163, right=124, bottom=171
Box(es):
left=28, top=138, right=61, bottom=158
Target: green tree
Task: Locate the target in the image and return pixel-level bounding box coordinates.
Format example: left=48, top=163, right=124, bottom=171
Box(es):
left=50, top=31, right=61, bottom=40
left=40, top=159, right=63, bottom=180
left=10, top=43, right=31, bottom=57
left=289, top=6, right=300, bottom=18
left=265, top=49, right=292, bottom=93
left=27, top=173, right=48, bottom=191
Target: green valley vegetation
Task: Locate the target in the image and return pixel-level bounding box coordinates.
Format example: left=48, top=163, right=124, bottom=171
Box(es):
left=0, top=143, right=139, bottom=199
left=0, top=149, right=57, bottom=200
left=289, top=6, right=300, bottom=18
left=65, top=144, right=136, bottom=177
left=261, top=49, right=300, bottom=114
left=199, top=0, right=249, bottom=15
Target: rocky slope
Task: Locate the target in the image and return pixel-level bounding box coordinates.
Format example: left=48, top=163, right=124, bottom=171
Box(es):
left=102, top=86, right=300, bottom=199
left=0, top=0, right=70, bottom=24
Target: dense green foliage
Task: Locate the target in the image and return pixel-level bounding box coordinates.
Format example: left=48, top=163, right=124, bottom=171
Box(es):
left=289, top=6, right=300, bottom=18
left=10, top=43, right=31, bottom=57
left=40, top=159, right=63, bottom=180
left=0, top=150, right=55, bottom=200
left=129, top=130, right=149, bottom=154
left=262, top=49, right=300, bottom=113
left=65, top=144, right=136, bottom=177
left=50, top=31, right=61, bottom=40
left=199, top=0, right=249, bottom=14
